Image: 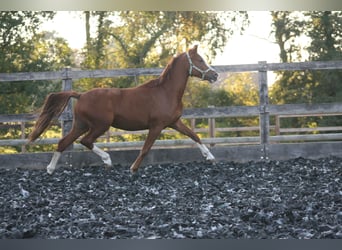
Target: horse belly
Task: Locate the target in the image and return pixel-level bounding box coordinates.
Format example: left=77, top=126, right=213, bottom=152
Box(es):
left=111, top=89, right=158, bottom=131
left=112, top=115, right=150, bottom=131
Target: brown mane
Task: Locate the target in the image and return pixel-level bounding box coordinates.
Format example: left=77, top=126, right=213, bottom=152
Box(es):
left=159, top=55, right=179, bottom=83
left=142, top=55, right=180, bottom=88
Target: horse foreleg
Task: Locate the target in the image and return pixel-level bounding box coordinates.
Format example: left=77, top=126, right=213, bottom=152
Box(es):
left=170, top=119, right=215, bottom=162
left=130, top=127, right=162, bottom=173
left=196, top=143, right=215, bottom=161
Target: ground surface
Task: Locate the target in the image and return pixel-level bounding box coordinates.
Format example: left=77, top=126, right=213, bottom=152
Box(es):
left=1, top=157, right=342, bottom=239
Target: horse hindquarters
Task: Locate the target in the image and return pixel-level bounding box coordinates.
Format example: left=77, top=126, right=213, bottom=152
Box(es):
left=29, top=91, right=80, bottom=142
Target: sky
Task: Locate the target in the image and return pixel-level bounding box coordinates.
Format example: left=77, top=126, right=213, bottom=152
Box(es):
left=214, top=12, right=279, bottom=65
left=40, top=11, right=280, bottom=82
left=40, top=11, right=86, bottom=49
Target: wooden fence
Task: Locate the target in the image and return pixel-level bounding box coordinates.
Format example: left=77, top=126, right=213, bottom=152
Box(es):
left=1, top=60, right=342, bottom=161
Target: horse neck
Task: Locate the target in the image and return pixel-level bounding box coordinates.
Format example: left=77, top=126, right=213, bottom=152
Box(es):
left=162, top=54, right=189, bottom=101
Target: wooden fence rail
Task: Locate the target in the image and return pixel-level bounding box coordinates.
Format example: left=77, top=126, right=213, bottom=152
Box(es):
left=1, top=60, right=342, bottom=160
left=1, top=103, right=341, bottom=149
left=1, top=60, right=341, bottom=82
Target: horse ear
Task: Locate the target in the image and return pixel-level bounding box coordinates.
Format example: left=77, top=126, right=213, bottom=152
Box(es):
left=189, top=45, right=198, bottom=54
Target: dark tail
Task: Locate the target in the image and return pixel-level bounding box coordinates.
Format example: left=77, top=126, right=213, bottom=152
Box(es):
left=28, top=91, right=80, bottom=142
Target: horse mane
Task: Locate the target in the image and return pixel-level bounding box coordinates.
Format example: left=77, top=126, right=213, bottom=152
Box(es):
left=143, top=55, right=180, bottom=88
left=159, top=56, right=179, bottom=83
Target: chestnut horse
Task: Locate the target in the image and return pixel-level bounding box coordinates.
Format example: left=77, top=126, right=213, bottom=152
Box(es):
left=29, top=45, right=218, bottom=174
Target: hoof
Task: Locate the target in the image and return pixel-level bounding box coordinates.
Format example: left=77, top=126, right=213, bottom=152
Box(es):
left=208, top=158, right=217, bottom=165
left=47, top=167, right=54, bottom=175
left=103, top=156, right=112, bottom=167
left=207, top=156, right=216, bottom=160
left=104, top=164, right=112, bottom=171
left=208, top=157, right=216, bottom=162
left=130, top=166, right=138, bottom=174
left=206, top=154, right=216, bottom=165
left=205, top=152, right=215, bottom=161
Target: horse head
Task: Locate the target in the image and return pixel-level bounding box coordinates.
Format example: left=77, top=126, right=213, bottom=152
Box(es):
left=186, top=45, right=218, bottom=83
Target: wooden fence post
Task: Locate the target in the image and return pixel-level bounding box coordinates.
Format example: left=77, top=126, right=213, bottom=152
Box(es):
left=209, top=117, right=216, bottom=147
left=21, top=122, right=26, bottom=152
left=61, top=67, right=73, bottom=150
left=190, top=118, right=196, bottom=131
left=258, top=61, right=270, bottom=160
left=275, top=115, right=280, bottom=135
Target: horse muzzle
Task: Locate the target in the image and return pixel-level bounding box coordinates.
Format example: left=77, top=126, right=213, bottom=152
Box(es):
left=205, top=70, right=219, bottom=83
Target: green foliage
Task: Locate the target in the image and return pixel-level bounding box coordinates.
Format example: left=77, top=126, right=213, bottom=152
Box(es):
left=1, top=30, right=75, bottom=114
left=0, top=12, right=74, bottom=115
left=271, top=11, right=307, bottom=63
left=270, top=11, right=342, bottom=105
left=270, top=11, right=342, bottom=132
left=217, top=72, right=260, bottom=137
left=183, top=72, right=260, bottom=138
left=107, top=11, right=248, bottom=65
left=307, top=11, right=342, bottom=61
left=80, top=11, right=249, bottom=89
left=222, top=72, right=259, bottom=106
left=306, top=12, right=342, bottom=104
left=0, top=11, right=75, bottom=153
left=0, top=11, right=55, bottom=72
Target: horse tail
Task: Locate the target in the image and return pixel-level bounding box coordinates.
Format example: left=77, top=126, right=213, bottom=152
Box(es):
left=28, top=91, right=80, bottom=142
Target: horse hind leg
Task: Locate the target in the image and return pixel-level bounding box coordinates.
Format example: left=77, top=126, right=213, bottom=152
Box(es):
left=80, top=126, right=112, bottom=168
left=92, top=145, right=112, bottom=168
left=47, top=123, right=88, bottom=174
left=46, top=152, right=62, bottom=175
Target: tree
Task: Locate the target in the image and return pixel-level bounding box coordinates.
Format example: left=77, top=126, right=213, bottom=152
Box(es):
left=270, top=11, right=311, bottom=105
left=271, top=11, right=342, bottom=105
left=0, top=31, right=74, bottom=115
left=0, top=12, right=77, bottom=153
left=0, top=12, right=76, bottom=114
left=221, top=72, right=259, bottom=106
left=306, top=11, right=342, bottom=103
left=78, top=11, right=249, bottom=90
left=271, top=12, right=304, bottom=63
left=219, top=72, right=260, bottom=136
left=270, top=11, right=342, bottom=130
left=183, top=78, right=234, bottom=109
left=83, top=11, right=110, bottom=69
left=110, top=11, right=248, bottom=66
left=0, top=11, right=55, bottom=72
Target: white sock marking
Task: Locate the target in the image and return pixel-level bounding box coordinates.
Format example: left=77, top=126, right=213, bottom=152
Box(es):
left=92, top=145, right=112, bottom=166
left=196, top=143, right=215, bottom=161
left=47, top=152, right=61, bottom=175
